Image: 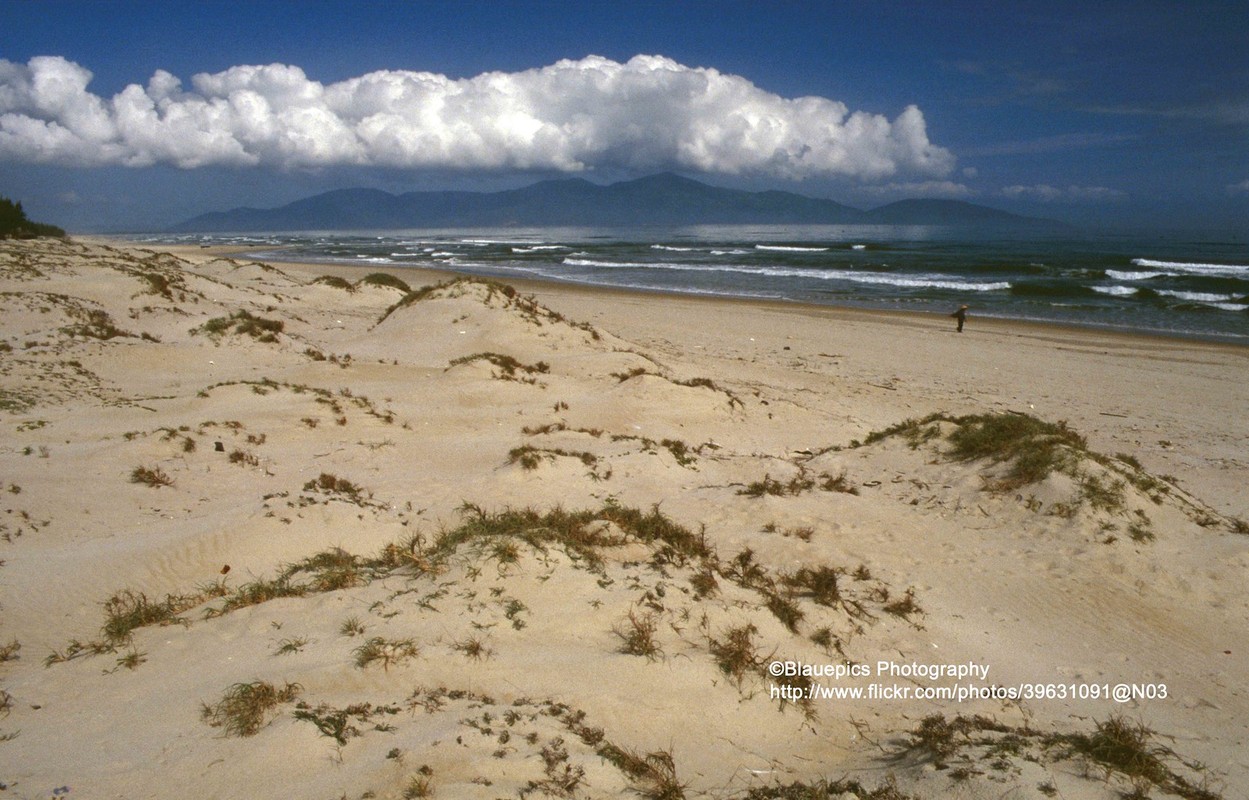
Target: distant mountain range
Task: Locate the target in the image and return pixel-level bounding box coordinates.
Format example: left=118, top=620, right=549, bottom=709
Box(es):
left=169, top=173, right=1064, bottom=232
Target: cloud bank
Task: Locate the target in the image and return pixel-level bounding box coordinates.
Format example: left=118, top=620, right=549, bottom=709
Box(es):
left=1001, top=184, right=1126, bottom=203
left=0, top=55, right=954, bottom=181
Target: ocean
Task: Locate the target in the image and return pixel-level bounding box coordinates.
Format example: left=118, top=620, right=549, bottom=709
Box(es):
left=138, top=225, right=1249, bottom=343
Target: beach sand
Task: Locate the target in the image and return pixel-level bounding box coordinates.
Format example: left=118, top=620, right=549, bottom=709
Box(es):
left=1, top=236, right=1246, bottom=799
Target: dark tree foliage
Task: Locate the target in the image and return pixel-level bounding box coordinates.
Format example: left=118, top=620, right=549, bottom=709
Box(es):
left=0, top=196, right=66, bottom=238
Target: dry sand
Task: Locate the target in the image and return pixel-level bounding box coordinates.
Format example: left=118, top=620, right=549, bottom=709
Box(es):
left=1, top=236, right=1246, bottom=799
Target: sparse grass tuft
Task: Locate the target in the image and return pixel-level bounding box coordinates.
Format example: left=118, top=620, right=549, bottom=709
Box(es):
left=881, top=588, right=922, bottom=619
left=737, top=473, right=813, bottom=497
left=707, top=624, right=762, bottom=687
left=765, top=592, right=804, bottom=633
left=451, top=635, right=491, bottom=661
left=402, top=775, right=434, bottom=799
left=783, top=566, right=844, bottom=607
left=273, top=636, right=309, bottom=656
left=303, top=472, right=366, bottom=501
left=113, top=649, right=146, bottom=670
left=614, top=610, right=663, bottom=660
left=201, top=680, right=301, bottom=737
left=818, top=470, right=860, bottom=494
left=906, top=713, right=973, bottom=761
left=228, top=448, right=259, bottom=467
left=1080, top=472, right=1127, bottom=512
left=130, top=465, right=173, bottom=488
left=353, top=636, right=420, bottom=670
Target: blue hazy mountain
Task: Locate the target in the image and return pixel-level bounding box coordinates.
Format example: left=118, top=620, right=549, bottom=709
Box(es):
left=169, top=173, right=1062, bottom=231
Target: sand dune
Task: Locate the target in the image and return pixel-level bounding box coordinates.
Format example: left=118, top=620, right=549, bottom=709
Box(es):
left=1, top=237, right=1247, bottom=799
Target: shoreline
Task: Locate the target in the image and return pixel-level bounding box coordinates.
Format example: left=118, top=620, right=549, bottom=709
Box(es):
left=139, top=238, right=1249, bottom=353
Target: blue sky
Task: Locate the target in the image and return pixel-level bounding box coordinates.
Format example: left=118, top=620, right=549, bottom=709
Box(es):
left=3, top=0, right=1247, bottom=232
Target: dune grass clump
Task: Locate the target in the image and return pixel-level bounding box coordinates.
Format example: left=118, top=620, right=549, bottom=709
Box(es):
left=101, top=588, right=217, bottom=644
left=507, top=444, right=600, bottom=474
left=45, top=586, right=227, bottom=665
left=197, top=310, right=284, bottom=342
left=739, top=470, right=857, bottom=498
left=288, top=547, right=369, bottom=592
left=216, top=575, right=306, bottom=614
left=861, top=411, right=1230, bottom=535
left=660, top=438, right=697, bottom=467
left=435, top=504, right=631, bottom=572
left=743, top=777, right=916, bottom=799
left=302, top=472, right=368, bottom=503
left=139, top=271, right=177, bottom=299
left=382, top=276, right=523, bottom=316
left=900, top=713, right=1223, bottom=800
left=1058, top=716, right=1173, bottom=787
left=1049, top=715, right=1223, bottom=799
left=597, top=744, right=686, bottom=800
left=449, top=352, right=550, bottom=381
left=312, top=275, right=354, bottom=291
left=358, top=272, right=412, bottom=293
left=611, top=368, right=742, bottom=407
left=63, top=308, right=136, bottom=341
left=414, top=502, right=711, bottom=580
left=944, top=413, right=1086, bottom=488
left=864, top=411, right=1099, bottom=492
left=292, top=700, right=402, bottom=745
left=228, top=448, right=259, bottom=467
left=379, top=276, right=601, bottom=338
left=217, top=547, right=376, bottom=615
left=201, top=680, right=302, bottom=737
left=782, top=566, right=844, bottom=607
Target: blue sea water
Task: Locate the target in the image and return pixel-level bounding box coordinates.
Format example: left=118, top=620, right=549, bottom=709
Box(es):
left=138, top=225, right=1249, bottom=343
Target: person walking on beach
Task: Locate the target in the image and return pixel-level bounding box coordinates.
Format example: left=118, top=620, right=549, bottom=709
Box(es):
left=951, top=304, right=968, bottom=333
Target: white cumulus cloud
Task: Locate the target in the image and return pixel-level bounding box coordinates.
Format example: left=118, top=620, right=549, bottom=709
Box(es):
left=0, top=54, right=954, bottom=180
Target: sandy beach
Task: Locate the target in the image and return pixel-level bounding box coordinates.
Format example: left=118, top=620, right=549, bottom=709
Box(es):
left=1, top=236, right=1246, bottom=800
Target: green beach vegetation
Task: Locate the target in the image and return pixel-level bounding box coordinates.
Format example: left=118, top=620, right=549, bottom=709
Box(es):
left=0, top=197, right=66, bottom=239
